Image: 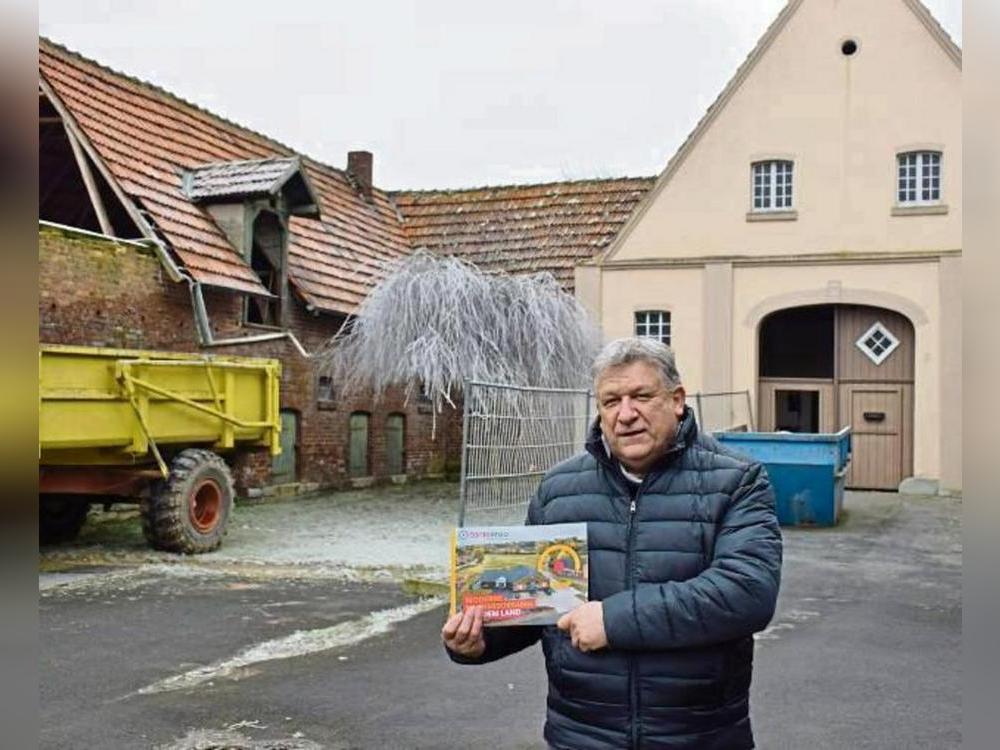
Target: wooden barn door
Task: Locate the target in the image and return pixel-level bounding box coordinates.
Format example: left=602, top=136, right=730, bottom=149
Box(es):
left=835, top=306, right=914, bottom=490
left=271, top=410, right=298, bottom=483
left=758, top=304, right=914, bottom=491
left=757, top=305, right=836, bottom=435
left=348, top=412, right=370, bottom=477
left=386, top=414, right=405, bottom=475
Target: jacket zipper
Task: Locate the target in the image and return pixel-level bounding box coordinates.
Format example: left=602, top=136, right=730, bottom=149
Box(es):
left=588, top=435, right=687, bottom=749
left=626, top=485, right=641, bottom=749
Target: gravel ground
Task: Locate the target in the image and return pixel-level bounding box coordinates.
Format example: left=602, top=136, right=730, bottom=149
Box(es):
left=40, top=480, right=462, bottom=583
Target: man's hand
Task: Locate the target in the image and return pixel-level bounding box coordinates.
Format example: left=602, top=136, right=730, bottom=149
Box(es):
left=557, top=601, right=608, bottom=652
left=442, top=605, right=486, bottom=658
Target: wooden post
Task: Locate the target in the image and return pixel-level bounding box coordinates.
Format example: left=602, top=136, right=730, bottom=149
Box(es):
left=63, top=122, right=114, bottom=236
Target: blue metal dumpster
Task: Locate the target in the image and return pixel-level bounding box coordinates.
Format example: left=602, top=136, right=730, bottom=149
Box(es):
left=713, top=427, right=852, bottom=526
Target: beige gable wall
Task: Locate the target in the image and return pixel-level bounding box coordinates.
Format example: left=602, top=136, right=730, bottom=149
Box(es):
left=582, top=0, right=962, bottom=490
left=599, top=267, right=706, bottom=391
left=609, top=0, right=961, bottom=261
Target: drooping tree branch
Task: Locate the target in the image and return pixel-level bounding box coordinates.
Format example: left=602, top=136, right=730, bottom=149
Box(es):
left=316, top=249, right=600, bottom=413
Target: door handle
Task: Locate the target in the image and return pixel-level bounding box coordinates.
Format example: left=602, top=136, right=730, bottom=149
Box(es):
left=863, top=411, right=886, bottom=422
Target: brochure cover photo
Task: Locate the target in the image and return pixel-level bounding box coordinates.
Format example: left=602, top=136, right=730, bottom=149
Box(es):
left=450, top=523, right=589, bottom=626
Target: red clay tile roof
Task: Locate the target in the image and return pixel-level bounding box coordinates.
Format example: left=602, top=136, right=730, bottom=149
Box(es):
left=391, top=178, right=654, bottom=291
left=39, top=38, right=653, bottom=310
left=39, top=38, right=411, bottom=314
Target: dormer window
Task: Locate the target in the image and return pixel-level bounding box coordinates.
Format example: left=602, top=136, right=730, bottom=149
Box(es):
left=182, top=157, right=320, bottom=329
left=751, top=160, right=794, bottom=212
left=897, top=151, right=941, bottom=205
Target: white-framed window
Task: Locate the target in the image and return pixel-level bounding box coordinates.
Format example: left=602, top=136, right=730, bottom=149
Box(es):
left=855, top=321, right=900, bottom=366
left=896, top=151, right=941, bottom=205
left=635, top=310, right=671, bottom=346
left=751, top=160, right=794, bottom=211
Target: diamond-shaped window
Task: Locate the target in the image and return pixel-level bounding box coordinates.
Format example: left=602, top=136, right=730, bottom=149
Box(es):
left=855, top=322, right=900, bottom=365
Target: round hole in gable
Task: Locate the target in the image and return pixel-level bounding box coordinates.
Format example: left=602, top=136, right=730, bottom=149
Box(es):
left=841, top=39, right=858, bottom=56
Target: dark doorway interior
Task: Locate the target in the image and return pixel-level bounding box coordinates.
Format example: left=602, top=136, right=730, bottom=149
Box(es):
left=759, top=305, right=834, bottom=378
left=774, top=389, right=820, bottom=432
left=246, top=211, right=284, bottom=326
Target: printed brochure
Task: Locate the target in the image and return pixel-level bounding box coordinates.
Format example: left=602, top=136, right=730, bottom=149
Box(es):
left=450, top=523, right=589, bottom=626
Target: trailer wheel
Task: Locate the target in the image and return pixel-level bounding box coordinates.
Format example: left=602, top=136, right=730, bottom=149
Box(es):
left=39, top=495, right=90, bottom=545
left=141, top=449, right=234, bottom=554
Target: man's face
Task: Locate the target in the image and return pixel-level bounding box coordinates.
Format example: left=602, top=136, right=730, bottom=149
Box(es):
left=596, top=360, right=685, bottom=475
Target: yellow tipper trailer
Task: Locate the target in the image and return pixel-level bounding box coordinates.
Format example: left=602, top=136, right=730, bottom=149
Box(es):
left=39, top=344, right=281, bottom=553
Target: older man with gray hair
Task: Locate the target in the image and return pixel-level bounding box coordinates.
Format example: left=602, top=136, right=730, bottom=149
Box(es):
left=443, top=337, right=782, bottom=749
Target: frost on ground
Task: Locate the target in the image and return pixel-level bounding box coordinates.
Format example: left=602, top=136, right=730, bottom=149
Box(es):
left=40, top=482, right=458, bottom=705
left=217, top=483, right=459, bottom=571
left=135, top=597, right=444, bottom=696
left=39, top=481, right=464, bottom=585
left=155, top=728, right=326, bottom=750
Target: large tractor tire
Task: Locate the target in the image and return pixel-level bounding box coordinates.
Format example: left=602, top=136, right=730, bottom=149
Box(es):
left=39, top=494, right=90, bottom=545
left=141, top=449, right=234, bottom=554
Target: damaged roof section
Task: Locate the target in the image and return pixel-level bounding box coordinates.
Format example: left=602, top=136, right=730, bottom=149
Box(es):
left=392, top=177, right=655, bottom=291
left=39, top=38, right=411, bottom=314
left=182, top=157, right=319, bottom=216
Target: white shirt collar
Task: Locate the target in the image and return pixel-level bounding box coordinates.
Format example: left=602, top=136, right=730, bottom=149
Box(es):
left=600, top=435, right=643, bottom=485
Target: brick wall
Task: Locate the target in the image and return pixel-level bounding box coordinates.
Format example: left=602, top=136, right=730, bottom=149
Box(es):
left=38, top=226, right=462, bottom=493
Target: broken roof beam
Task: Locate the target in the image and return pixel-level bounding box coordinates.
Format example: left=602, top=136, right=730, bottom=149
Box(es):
left=62, top=119, right=113, bottom=236
left=39, top=77, right=185, bottom=283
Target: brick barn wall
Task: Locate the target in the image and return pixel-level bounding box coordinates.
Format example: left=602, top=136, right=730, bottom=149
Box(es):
left=38, top=226, right=462, bottom=493
left=38, top=226, right=227, bottom=349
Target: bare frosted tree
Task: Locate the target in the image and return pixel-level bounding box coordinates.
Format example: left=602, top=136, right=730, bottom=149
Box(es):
left=316, top=249, right=600, bottom=413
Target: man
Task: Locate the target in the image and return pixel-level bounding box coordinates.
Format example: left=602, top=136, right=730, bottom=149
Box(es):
left=443, top=337, right=782, bottom=749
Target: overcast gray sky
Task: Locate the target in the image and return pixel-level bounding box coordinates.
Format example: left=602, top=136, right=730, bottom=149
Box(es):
left=39, top=0, right=962, bottom=190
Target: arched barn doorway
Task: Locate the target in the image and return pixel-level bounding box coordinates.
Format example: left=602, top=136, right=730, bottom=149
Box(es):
left=758, top=304, right=914, bottom=490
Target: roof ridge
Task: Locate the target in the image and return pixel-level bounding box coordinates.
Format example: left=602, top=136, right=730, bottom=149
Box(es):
left=389, top=175, right=655, bottom=197
left=39, top=38, right=656, bottom=204
left=188, top=155, right=299, bottom=170
left=598, top=0, right=806, bottom=264
left=901, top=0, right=962, bottom=66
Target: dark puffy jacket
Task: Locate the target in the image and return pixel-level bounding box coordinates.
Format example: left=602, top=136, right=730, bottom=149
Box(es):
left=448, top=408, right=782, bottom=749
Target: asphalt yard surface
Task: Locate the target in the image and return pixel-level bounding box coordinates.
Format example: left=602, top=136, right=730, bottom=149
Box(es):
left=39, top=482, right=960, bottom=749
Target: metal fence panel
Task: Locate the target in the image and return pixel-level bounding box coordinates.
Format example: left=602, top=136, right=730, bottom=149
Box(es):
left=458, top=381, right=595, bottom=526
left=690, top=390, right=755, bottom=433
left=457, top=384, right=752, bottom=526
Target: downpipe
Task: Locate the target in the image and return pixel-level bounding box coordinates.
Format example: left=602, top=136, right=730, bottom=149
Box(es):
left=206, top=329, right=311, bottom=358
left=186, top=276, right=311, bottom=357
left=144, top=234, right=311, bottom=358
